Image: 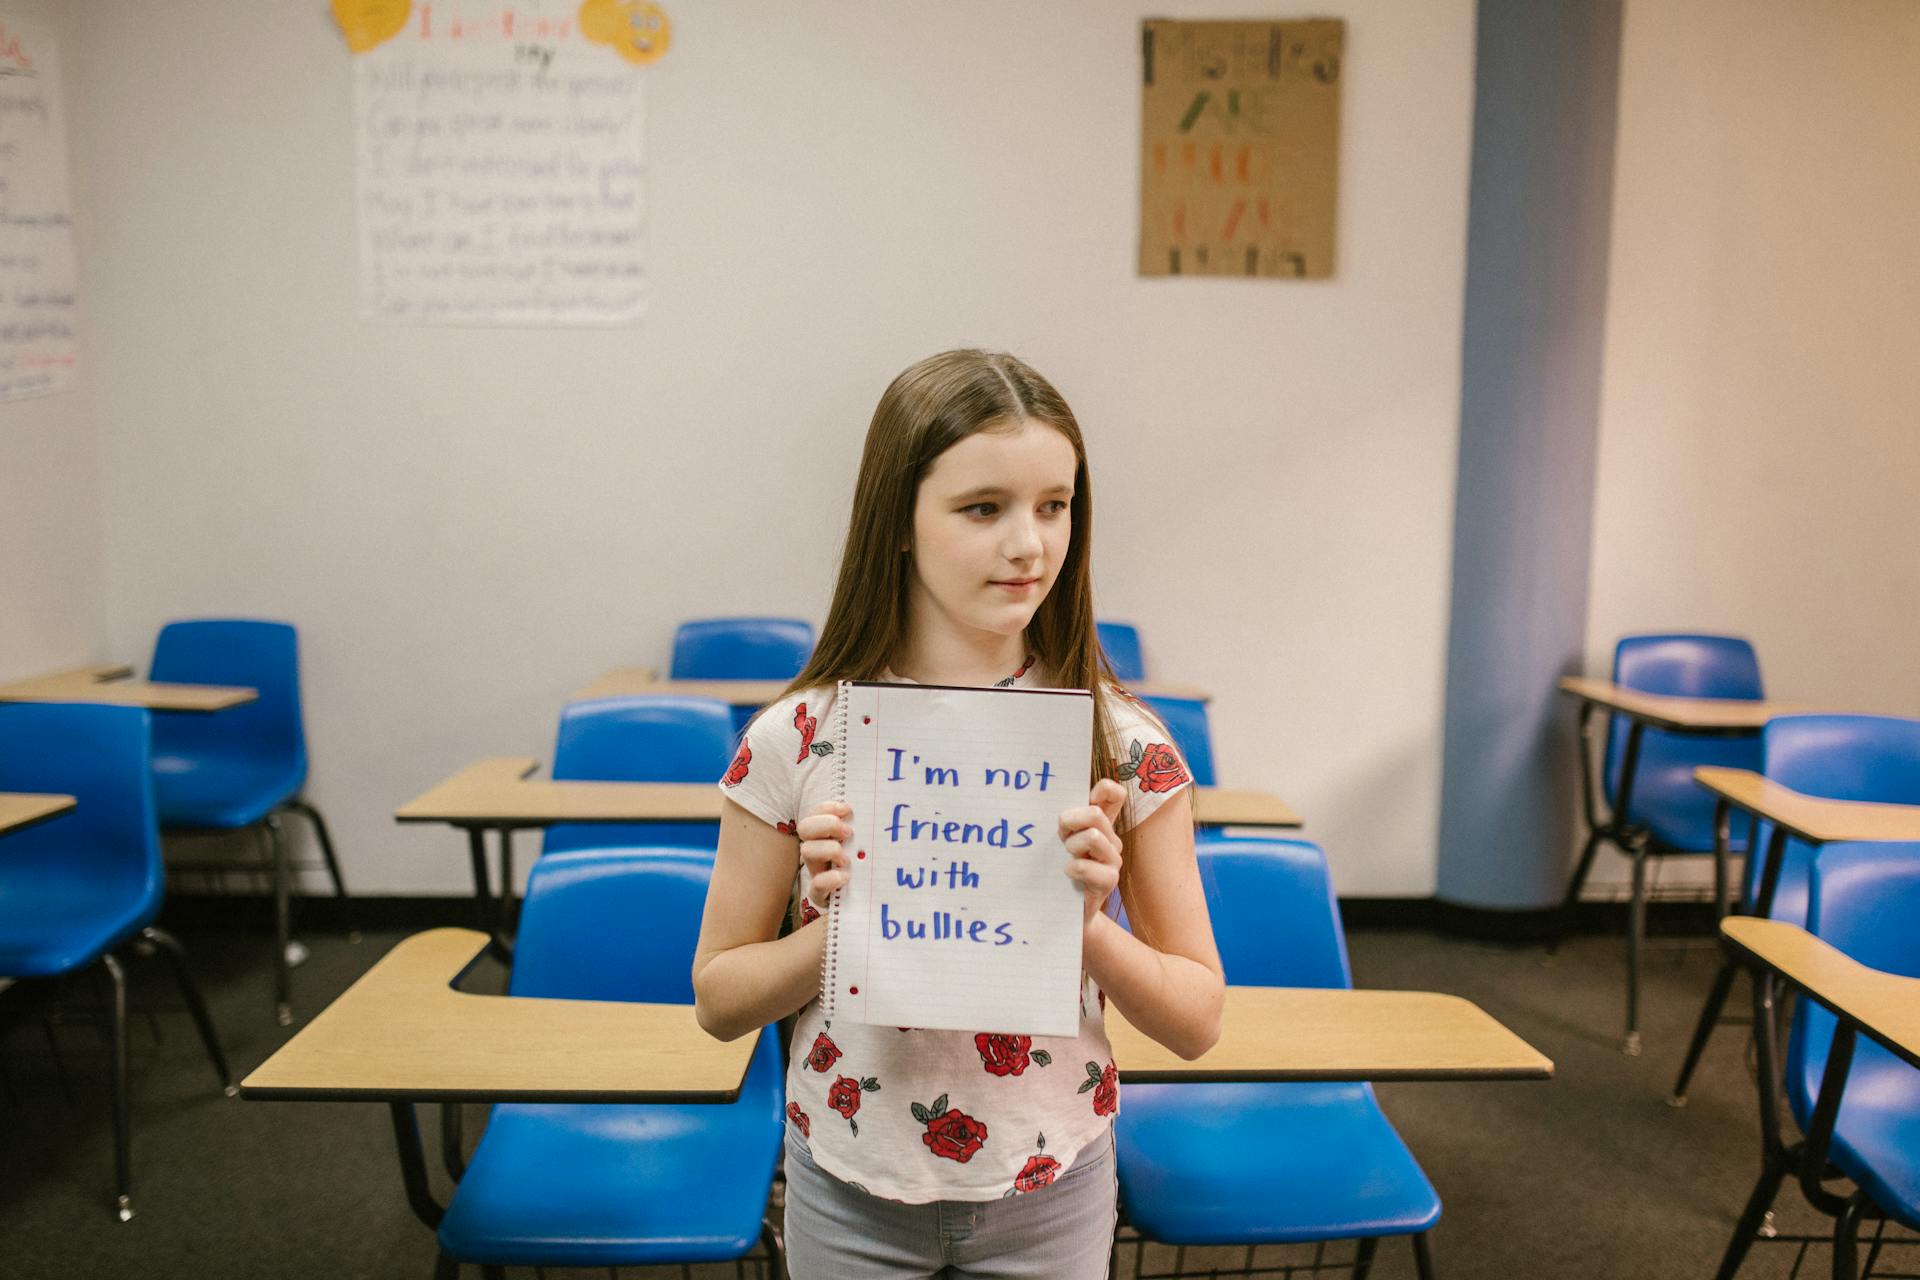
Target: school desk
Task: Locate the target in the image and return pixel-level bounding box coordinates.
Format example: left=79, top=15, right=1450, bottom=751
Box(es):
left=0, top=792, right=76, bottom=836
left=240, top=927, right=1552, bottom=1231
left=1668, top=769, right=1920, bottom=1104
left=238, top=927, right=760, bottom=1230
left=396, top=758, right=1304, bottom=957
left=1714, top=916, right=1920, bottom=1274
left=1555, top=676, right=1816, bottom=1054
left=571, top=667, right=1215, bottom=705
left=0, top=663, right=257, bottom=712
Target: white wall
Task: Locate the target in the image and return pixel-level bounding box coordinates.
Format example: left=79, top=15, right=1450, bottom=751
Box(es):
left=0, top=0, right=105, bottom=682
left=1581, top=0, right=1920, bottom=894
left=69, top=0, right=1476, bottom=896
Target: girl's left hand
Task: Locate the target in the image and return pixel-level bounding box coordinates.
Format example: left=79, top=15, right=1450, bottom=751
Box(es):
left=1060, top=779, right=1127, bottom=927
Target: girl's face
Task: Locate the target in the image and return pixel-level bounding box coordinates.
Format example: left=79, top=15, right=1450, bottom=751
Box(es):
left=907, top=417, right=1078, bottom=643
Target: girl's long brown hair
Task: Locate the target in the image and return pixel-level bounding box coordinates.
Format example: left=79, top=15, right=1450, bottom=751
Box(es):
left=780, top=349, right=1129, bottom=814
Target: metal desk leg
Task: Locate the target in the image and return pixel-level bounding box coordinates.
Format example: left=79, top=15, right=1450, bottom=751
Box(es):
left=1671, top=798, right=1737, bottom=1104
left=1626, top=838, right=1647, bottom=1055
left=463, top=827, right=517, bottom=962
left=388, top=1102, right=446, bottom=1230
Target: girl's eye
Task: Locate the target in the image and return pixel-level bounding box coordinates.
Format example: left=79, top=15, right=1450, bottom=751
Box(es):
left=1041, top=499, right=1071, bottom=516
left=961, top=502, right=998, bottom=518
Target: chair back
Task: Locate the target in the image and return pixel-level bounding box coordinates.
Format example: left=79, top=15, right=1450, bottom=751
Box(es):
left=510, top=849, right=712, bottom=1003
left=149, top=619, right=307, bottom=778
left=542, top=696, right=734, bottom=855
left=669, top=617, right=813, bottom=680
left=1139, top=695, right=1217, bottom=788
left=1747, top=714, right=1920, bottom=923
left=1785, top=841, right=1920, bottom=1128
left=1098, top=621, right=1146, bottom=682
left=1601, top=633, right=1763, bottom=850
left=0, top=703, right=163, bottom=965
left=1195, top=837, right=1350, bottom=990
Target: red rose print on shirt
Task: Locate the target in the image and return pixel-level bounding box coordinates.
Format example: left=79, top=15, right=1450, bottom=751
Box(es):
left=1007, top=1133, right=1060, bottom=1196
left=1119, top=740, right=1189, bottom=794
left=804, top=1032, right=842, bottom=1073
left=786, top=1102, right=810, bottom=1139
left=1079, top=1060, right=1119, bottom=1116
left=912, top=1094, right=987, bottom=1163
left=827, top=1074, right=881, bottom=1135
left=793, top=703, right=836, bottom=762
left=993, top=655, right=1036, bottom=688
left=974, top=1033, right=1052, bottom=1078
left=721, top=741, right=751, bottom=787
left=799, top=896, right=820, bottom=924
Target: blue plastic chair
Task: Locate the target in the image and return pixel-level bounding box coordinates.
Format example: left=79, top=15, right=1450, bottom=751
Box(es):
left=542, top=695, right=735, bottom=856
left=1601, top=633, right=1765, bottom=854
left=1558, top=634, right=1764, bottom=1051
left=149, top=619, right=349, bottom=1024
left=1713, top=841, right=1920, bottom=1278
left=0, top=702, right=234, bottom=1222
left=1099, top=621, right=1147, bottom=682
left=669, top=617, right=813, bottom=680
left=435, top=850, right=784, bottom=1275
left=1139, top=694, right=1217, bottom=789
left=1672, top=715, right=1920, bottom=1103
left=1116, top=838, right=1440, bottom=1278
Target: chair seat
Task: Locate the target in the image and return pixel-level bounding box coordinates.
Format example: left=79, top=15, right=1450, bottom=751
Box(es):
left=1117, top=1082, right=1440, bottom=1244
left=438, top=1038, right=783, bottom=1266
left=1796, top=1042, right=1920, bottom=1232
left=0, top=862, right=157, bottom=977
left=153, top=752, right=304, bottom=829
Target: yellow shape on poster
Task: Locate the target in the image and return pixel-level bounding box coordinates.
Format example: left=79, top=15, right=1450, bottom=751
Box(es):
left=332, top=0, right=411, bottom=55
left=580, top=0, right=670, bottom=66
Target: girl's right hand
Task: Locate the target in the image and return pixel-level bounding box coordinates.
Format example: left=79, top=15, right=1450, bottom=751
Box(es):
left=797, top=800, right=854, bottom=911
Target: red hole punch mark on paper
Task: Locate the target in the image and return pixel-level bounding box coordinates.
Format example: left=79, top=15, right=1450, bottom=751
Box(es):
left=863, top=716, right=871, bottom=724
left=856, top=850, right=866, bottom=860
left=849, top=986, right=859, bottom=995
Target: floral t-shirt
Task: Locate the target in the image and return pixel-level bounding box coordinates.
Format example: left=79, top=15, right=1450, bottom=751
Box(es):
left=715, top=660, right=1193, bottom=1203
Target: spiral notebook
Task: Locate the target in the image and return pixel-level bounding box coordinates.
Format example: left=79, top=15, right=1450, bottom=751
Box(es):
left=820, top=680, right=1094, bottom=1037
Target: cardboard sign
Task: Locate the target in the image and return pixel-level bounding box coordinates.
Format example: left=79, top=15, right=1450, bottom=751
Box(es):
left=1139, top=18, right=1344, bottom=279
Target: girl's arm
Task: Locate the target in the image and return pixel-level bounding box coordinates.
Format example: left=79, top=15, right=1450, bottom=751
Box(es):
left=1071, top=786, right=1225, bottom=1060
left=691, top=799, right=829, bottom=1042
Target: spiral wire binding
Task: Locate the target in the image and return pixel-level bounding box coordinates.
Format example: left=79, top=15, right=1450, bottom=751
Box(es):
left=819, top=681, right=852, bottom=1017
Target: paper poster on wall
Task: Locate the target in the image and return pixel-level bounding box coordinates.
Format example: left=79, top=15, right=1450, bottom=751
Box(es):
left=342, top=1, right=668, bottom=325
left=0, top=17, right=79, bottom=401
left=1139, top=18, right=1343, bottom=280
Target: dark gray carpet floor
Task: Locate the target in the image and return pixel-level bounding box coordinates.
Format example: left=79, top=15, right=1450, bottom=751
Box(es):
left=1, top=916, right=1911, bottom=1279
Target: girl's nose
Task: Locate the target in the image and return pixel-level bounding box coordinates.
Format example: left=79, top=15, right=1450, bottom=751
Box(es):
left=1003, top=515, right=1044, bottom=563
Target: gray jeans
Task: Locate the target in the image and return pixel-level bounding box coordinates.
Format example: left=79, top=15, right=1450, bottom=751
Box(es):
left=783, top=1128, right=1116, bottom=1280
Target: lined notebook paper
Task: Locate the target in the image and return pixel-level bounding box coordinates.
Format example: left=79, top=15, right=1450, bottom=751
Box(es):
left=821, top=681, right=1094, bottom=1037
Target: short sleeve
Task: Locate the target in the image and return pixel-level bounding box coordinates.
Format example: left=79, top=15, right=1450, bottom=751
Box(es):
left=1104, top=690, right=1195, bottom=832
left=717, top=691, right=814, bottom=832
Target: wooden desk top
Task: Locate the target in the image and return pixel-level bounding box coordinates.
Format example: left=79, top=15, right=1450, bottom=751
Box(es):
left=1555, top=676, right=1808, bottom=733
left=240, top=929, right=759, bottom=1102
left=1695, top=768, right=1920, bottom=846
left=398, top=757, right=1299, bottom=832
left=1110, top=987, right=1553, bottom=1083
left=0, top=663, right=256, bottom=713
left=244, top=929, right=1548, bottom=1102
left=1192, top=788, right=1302, bottom=828
left=396, top=758, right=719, bottom=827
left=573, top=668, right=1213, bottom=706
left=1722, top=917, right=1920, bottom=1072
left=0, top=792, right=76, bottom=836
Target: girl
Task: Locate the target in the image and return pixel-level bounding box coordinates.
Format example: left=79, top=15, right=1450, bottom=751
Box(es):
left=692, top=349, right=1224, bottom=1280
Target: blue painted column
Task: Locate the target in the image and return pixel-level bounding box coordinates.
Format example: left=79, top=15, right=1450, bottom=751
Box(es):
left=1436, top=0, right=1624, bottom=913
